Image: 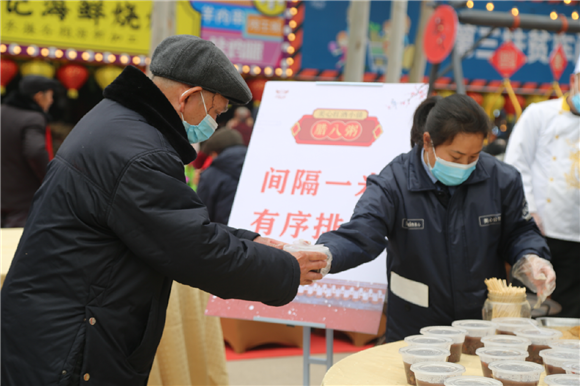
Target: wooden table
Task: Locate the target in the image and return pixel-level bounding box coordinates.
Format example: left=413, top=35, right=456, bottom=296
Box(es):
left=321, top=340, right=549, bottom=385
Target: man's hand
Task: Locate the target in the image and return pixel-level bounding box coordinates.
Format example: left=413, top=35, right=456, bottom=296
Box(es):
left=531, top=212, right=545, bottom=236
left=289, top=251, right=328, bottom=285
left=253, top=236, right=287, bottom=250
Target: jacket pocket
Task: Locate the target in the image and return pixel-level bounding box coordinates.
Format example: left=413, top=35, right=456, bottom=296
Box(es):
left=57, top=321, right=86, bottom=386
left=126, top=289, right=165, bottom=373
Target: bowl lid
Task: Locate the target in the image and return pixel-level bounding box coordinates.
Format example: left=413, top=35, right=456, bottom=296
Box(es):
left=481, top=335, right=531, bottom=345
left=488, top=360, right=544, bottom=374
left=410, top=362, right=465, bottom=375
left=405, top=335, right=453, bottom=344
left=515, top=327, right=563, bottom=338
left=550, top=340, right=580, bottom=351
left=539, top=349, right=580, bottom=360
left=421, top=326, right=468, bottom=336
left=399, top=346, right=450, bottom=357
left=491, top=317, right=539, bottom=326
left=475, top=347, right=528, bottom=357
left=452, top=320, right=496, bottom=330
left=543, top=374, right=580, bottom=386
left=444, top=376, right=503, bottom=386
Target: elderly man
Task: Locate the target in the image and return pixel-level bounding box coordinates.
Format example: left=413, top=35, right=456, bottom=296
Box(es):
left=1, top=36, right=327, bottom=385
left=505, top=56, right=580, bottom=317
left=1, top=75, right=59, bottom=227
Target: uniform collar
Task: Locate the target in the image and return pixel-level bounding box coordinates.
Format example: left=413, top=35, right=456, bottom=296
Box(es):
left=407, top=145, right=490, bottom=192
left=562, top=96, right=570, bottom=112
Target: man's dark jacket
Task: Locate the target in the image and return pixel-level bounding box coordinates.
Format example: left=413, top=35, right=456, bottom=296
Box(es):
left=318, top=146, right=550, bottom=342
left=197, top=145, right=246, bottom=225
left=1, top=66, right=300, bottom=386
left=1, top=91, right=50, bottom=226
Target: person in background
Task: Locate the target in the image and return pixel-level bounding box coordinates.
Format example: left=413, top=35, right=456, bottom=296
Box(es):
left=226, top=106, right=254, bottom=146
left=1, top=75, right=59, bottom=228
left=1, top=35, right=327, bottom=385
left=317, top=94, right=554, bottom=342
left=197, top=128, right=246, bottom=225
left=504, top=55, right=580, bottom=318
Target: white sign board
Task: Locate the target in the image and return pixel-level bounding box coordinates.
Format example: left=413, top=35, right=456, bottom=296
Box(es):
left=206, top=81, right=427, bottom=333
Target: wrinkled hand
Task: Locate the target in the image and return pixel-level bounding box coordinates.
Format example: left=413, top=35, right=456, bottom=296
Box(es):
left=512, top=254, right=556, bottom=308
left=253, top=236, right=287, bottom=250
left=531, top=212, right=545, bottom=236
left=289, top=251, right=328, bottom=286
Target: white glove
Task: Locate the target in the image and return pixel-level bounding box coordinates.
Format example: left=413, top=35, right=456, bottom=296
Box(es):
left=283, top=239, right=332, bottom=277
left=512, top=254, right=556, bottom=308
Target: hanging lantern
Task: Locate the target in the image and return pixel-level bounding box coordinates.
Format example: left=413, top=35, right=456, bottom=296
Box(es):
left=0, top=58, right=18, bottom=95
left=247, top=79, right=267, bottom=102
left=483, top=93, right=505, bottom=118
left=95, top=66, right=123, bottom=90
left=21, top=60, right=55, bottom=79
left=436, top=90, right=455, bottom=98
left=56, top=64, right=89, bottom=99
left=467, top=92, right=483, bottom=106
left=503, top=94, right=525, bottom=115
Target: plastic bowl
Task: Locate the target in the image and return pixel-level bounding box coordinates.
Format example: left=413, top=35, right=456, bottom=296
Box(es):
left=488, top=360, right=544, bottom=386
left=549, top=340, right=580, bottom=353
left=405, top=335, right=454, bottom=350
left=514, top=327, right=563, bottom=364
left=491, top=317, right=539, bottom=335
left=539, top=349, right=580, bottom=375
left=475, top=347, right=529, bottom=378
left=452, top=320, right=497, bottom=355
left=399, top=346, right=450, bottom=385
left=481, top=335, right=531, bottom=352
left=564, top=363, right=580, bottom=375
left=421, top=326, right=468, bottom=363
left=410, top=362, right=466, bottom=386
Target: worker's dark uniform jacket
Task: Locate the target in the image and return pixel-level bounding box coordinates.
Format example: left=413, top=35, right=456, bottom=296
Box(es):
left=318, top=146, right=550, bottom=342
left=1, top=66, right=301, bottom=386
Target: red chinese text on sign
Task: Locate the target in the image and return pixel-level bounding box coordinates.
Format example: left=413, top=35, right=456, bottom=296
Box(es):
left=489, top=41, right=527, bottom=79
left=251, top=209, right=279, bottom=235
left=261, top=168, right=290, bottom=194
left=280, top=211, right=311, bottom=238
left=549, top=44, right=568, bottom=81
left=292, top=170, right=321, bottom=196
left=313, top=213, right=344, bottom=239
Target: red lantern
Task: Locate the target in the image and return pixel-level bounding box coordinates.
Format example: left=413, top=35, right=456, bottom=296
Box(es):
left=503, top=94, right=525, bottom=115
left=1, top=58, right=18, bottom=95
left=56, top=64, right=89, bottom=99
left=467, top=92, right=483, bottom=106
left=247, top=79, right=268, bottom=102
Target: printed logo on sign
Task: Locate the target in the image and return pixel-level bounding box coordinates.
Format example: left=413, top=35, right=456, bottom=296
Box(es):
left=402, top=218, right=424, bottom=230
left=479, top=214, right=502, bottom=227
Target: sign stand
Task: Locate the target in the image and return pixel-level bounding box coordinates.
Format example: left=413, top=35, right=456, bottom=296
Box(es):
left=253, top=317, right=334, bottom=386
left=303, top=327, right=334, bottom=386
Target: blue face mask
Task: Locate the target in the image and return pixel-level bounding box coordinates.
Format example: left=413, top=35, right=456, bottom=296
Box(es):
left=572, top=93, right=580, bottom=113
left=182, top=90, right=218, bottom=144
left=428, top=146, right=478, bottom=186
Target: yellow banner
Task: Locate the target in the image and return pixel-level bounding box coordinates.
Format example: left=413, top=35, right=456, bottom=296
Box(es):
left=1, top=1, right=152, bottom=55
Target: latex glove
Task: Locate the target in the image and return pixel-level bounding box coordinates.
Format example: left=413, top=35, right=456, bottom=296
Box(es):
left=283, top=239, right=332, bottom=277
left=512, top=254, right=556, bottom=308
left=253, top=236, right=287, bottom=250
left=531, top=212, right=545, bottom=236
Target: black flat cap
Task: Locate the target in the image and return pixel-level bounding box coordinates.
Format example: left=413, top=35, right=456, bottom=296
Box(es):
left=150, top=35, right=252, bottom=105
left=19, top=75, right=60, bottom=97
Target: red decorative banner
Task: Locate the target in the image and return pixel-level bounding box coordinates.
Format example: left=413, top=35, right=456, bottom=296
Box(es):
left=489, top=41, right=527, bottom=79
left=291, top=109, right=382, bottom=147
left=549, top=44, right=568, bottom=81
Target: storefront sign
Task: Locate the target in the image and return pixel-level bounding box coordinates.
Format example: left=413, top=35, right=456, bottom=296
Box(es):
left=1, top=1, right=152, bottom=55
left=191, top=0, right=284, bottom=68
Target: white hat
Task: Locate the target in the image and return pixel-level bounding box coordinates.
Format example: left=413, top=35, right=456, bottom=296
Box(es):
left=575, top=53, right=580, bottom=74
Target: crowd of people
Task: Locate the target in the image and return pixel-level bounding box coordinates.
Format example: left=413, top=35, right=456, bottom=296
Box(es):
left=1, top=34, right=578, bottom=384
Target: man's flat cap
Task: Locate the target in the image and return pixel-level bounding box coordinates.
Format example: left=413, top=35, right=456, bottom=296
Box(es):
left=150, top=35, right=252, bottom=105
left=19, top=75, right=60, bottom=96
